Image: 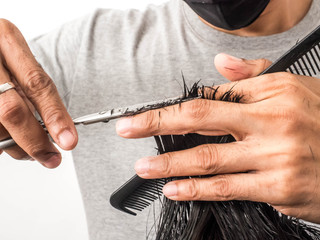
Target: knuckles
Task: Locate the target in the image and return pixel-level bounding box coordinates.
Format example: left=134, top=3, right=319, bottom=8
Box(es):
left=267, top=145, right=314, bottom=204
left=262, top=72, right=302, bottom=98
left=185, top=99, right=211, bottom=126
left=183, top=176, right=235, bottom=201
left=272, top=170, right=304, bottom=204
left=266, top=72, right=298, bottom=88
left=253, top=72, right=312, bottom=127
left=281, top=141, right=310, bottom=165
left=259, top=58, right=272, bottom=72
left=212, top=176, right=234, bottom=201
left=272, top=107, right=303, bottom=130
left=251, top=104, right=304, bottom=136
left=161, top=152, right=174, bottom=176
left=0, top=95, right=28, bottom=126
left=24, top=68, right=55, bottom=98
left=42, top=105, right=66, bottom=127
left=184, top=178, right=201, bottom=199
left=196, top=144, right=220, bottom=173
left=141, top=110, right=159, bottom=134
left=27, top=144, right=47, bottom=160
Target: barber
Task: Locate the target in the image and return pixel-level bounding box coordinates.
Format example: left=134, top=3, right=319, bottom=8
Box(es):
left=0, top=0, right=319, bottom=236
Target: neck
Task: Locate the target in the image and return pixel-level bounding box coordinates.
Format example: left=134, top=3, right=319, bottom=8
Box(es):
left=200, top=0, right=313, bottom=37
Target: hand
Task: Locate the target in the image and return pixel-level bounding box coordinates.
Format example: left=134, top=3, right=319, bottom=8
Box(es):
left=116, top=53, right=320, bottom=223
left=0, top=19, right=78, bottom=168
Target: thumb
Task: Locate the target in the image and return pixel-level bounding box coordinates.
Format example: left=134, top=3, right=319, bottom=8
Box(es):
left=214, top=53, right=272, bottom=81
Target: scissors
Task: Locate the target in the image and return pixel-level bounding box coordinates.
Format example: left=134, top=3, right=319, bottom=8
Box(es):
left=0, top=95, right=201, bottom=149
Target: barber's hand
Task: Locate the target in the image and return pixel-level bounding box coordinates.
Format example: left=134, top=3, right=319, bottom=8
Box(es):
left=116, top=53, right=320, bottom=223
left=0, top=19, right=78, bottom=168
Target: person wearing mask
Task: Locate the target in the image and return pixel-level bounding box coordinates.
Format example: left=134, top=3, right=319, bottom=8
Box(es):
left=0, top=0, right=319, bottom=239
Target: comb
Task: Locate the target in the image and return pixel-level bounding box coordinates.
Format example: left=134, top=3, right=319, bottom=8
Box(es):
left=110, top=24, right=320, bottom=216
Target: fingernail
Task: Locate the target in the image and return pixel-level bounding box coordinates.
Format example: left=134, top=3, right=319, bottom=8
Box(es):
left=42, top=153, right=61, bottom=168
left=135, top=157, right=151, bottom=175
left=163, top=183, right=178, bottom=197
left=116, top=117, right=133, bottom=134
left=58, top=130, right=75, bottom=149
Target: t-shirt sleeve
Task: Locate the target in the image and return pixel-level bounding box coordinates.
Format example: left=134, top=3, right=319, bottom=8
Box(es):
left=28, top=7, right=159, bottom=111
left=28, top=13, right=91, bottom=109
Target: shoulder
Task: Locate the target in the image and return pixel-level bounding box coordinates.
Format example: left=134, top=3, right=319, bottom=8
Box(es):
left=89, top=0, right=179, bottom=34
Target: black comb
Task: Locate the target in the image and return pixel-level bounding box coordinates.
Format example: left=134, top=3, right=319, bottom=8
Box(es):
left=110, top=24, right=320, bottom=216
left=262, top=25, right=320, bottom=75
left=110, top=175, right=166, bottom=215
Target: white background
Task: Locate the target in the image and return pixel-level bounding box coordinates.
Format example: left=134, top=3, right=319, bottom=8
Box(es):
left=0, top=1, right=167, bottom=240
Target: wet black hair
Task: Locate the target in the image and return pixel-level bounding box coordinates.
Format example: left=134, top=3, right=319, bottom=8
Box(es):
left=151, top=82, right=320, bottom=240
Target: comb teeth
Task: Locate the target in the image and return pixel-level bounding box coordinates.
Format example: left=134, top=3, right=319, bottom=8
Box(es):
left=110, top=175, right=167, bottom=215
left=286, top=46, right=320, bottom=76
left=262, top=25, right=320, bottom=76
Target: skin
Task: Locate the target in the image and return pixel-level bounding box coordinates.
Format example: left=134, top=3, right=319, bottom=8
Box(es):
left=0, top=0, right=318, bottom=223
left=0, top=19, right=78, bottom=168
left=116, top=0, right=320, bottom=223
left=201, top=0, right=313, bottom=37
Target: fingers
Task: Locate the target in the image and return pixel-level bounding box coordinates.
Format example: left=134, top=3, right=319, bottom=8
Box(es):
left=116, top=99, right=251, bottom=139
left=0, top=67, right=61, bottom=167
left=0, top=31, right=61, bottom=167
left=0, top=91, right=61, bottom=166
left=117, top=71, right=299, bottom=140
left=0, top=19, right=78, bottom=151
left=161, top=168, right=308, bottom=207
left=0, top=75, right=32, bottom=160
left=0, top=122, right=29, bottom=160
left=135, top=142, right=261, bottom=179
left=207, top=71, right=298, bottom=104
left=162, top=172, right=283, bottom=204
left=214, top=53, right=272, bottom=81
left=162, top=173, right=260, bottom=202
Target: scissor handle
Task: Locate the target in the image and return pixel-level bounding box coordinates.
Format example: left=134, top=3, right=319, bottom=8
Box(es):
left=0, top=121, right=48, bottom=149
left=0, top=138, right=16, bottom=149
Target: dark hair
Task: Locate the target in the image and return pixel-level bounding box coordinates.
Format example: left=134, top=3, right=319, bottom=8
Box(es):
left=151, top=83, right=320, bottom=240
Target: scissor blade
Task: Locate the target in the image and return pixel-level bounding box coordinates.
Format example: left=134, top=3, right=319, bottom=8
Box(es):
left=72, top=95, right=201, bottom=125
left=73, top=109, right=122, bottom=125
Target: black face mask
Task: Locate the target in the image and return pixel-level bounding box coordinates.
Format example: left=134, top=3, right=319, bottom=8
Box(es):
left=184, top=0, right=270, bottom=30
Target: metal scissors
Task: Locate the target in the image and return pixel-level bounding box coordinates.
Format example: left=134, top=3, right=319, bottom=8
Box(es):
left=0, top=95, right=201, bottom=149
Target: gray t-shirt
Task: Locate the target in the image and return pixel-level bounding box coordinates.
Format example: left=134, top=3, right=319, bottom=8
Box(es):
left=29, top=0, right=320, bottom=239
